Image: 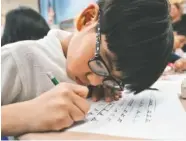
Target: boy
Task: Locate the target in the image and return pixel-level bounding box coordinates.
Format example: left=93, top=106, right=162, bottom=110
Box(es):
left=1, top=0, right=173, bottom=136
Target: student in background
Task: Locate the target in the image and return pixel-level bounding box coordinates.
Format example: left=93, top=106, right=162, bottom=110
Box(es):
left=1, top=0, right=173, bottom=136
left=168, top=34, right=186, bottom=71
left=1, top=7, right=50, bottom=46
left=169, top=33, right=186, bottom=71
left=173, top=33, right=185, bottom=57
left=169, top=53, right=186, bottom=72
left=169, top=52, right=181, bottom=63
left=169, top=33, right=184, bottom=63
left=170, top=3, right=186, bottom=51
left=170, top=3, right=186, bottom=24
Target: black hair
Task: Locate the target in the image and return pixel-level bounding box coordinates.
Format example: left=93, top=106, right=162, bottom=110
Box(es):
left=97, top=0, right=174, bottom=94
left=1, top=7, right=50, bottom=46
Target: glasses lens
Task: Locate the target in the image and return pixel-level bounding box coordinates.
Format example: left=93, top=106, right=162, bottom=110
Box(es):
left=89, top=60, right=109, bottom=76
left=103, top=79, right=121, bottom=90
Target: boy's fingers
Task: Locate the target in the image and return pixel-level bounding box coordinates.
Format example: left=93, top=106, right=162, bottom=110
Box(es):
left=89, top=85, right=123, bottom=102
left=69, top=103, right=86, bottom=121
left=105, top=97, right=112, bottom=102
left=92, top=96, right=97, bottom=102
left=114, top=94, right=120, bottom=101
left=68, top=83, right=89, bottom=98
left=104, top=88, right=114, bottom=102
left=91, top=86, right=104, bottom=102
left=59, top=114, right=74, bottom=129
left=105, top=89, right=123, bottom=102
left=116, top=91, right=122, bottom=98
left=119, top=94, right=122, bottom=98
left=71, top=92, right=90, bottom=114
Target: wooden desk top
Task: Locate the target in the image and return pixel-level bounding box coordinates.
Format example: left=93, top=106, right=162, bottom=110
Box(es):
left=19, top=98, right=186, bottom=140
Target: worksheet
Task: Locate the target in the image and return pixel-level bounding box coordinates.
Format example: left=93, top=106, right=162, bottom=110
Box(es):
left=160, top=73, right=186, bottom=82
left=85, top=91, right=156, bottom=124
left=67, top=83, right=186, bottom=139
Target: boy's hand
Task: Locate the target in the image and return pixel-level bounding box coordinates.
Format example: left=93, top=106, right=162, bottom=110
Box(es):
left=27, top=83, right=90, bottom=132
left=90, top=85, right=122, bottom=102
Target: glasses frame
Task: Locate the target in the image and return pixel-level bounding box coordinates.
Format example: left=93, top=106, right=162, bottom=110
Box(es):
left=88, top=10, right=124, bottom=91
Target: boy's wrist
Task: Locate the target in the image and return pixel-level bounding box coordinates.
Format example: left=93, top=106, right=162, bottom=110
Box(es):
left=21, top=100, right=39, bottom=133
left=1, top=101, right=35, bottom=136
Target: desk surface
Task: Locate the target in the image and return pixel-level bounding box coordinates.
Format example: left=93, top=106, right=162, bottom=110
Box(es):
left=19, top=98, right=186, bottom=140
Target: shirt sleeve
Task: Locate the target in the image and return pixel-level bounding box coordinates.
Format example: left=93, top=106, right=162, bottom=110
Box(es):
left=1, top=47, right=22, bottom=105
left=47, top=29, right=71, bottom=41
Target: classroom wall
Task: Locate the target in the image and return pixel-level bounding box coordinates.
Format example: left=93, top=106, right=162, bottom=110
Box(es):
left=40, top=0, right=97, bottom=24
left=1, top=0, right=39, bottom=25
left=56, top=0, right=97, bottom=21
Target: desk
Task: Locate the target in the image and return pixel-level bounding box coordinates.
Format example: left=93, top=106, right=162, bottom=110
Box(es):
left=19, top=98, right=186, bottom=140
left=181, top=98, right=186, bottom=111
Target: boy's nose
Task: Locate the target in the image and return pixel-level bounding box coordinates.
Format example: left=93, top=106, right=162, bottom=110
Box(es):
left=87, top=73, right=104, bottom=86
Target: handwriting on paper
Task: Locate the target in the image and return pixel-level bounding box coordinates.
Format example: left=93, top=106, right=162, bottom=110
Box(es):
left=67, top=86, right=186, bottom=140
left=86, top=91, right=156, bottom=124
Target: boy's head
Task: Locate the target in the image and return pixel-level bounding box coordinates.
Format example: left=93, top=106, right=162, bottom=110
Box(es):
left=66, top=0, right=173, bottom=94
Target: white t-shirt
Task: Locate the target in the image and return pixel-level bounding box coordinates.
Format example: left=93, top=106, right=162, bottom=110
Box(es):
left=1, top=29, right=75, bottom=105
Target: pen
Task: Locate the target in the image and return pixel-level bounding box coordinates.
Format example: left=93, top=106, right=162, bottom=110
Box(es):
left=46, top=72, right=59, bottom=85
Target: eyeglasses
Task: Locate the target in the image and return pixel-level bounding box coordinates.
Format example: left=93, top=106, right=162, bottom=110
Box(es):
left=88, top=10, right=124, bottom=91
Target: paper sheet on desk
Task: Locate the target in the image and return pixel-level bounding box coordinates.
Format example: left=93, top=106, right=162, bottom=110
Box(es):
left=160, top=73, right=186, bottom=82
left=67, top=87, right=186, bottom=139
left=157, top=73, right=186, bottom=95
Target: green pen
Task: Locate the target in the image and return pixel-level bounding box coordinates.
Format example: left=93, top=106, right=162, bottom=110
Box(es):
left=46, top=72, right=59, bottom=85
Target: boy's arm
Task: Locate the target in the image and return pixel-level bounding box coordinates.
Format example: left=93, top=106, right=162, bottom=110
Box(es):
left=1, top=47, right=22, bottom=105
left=1, top=101, right=32, bottom=136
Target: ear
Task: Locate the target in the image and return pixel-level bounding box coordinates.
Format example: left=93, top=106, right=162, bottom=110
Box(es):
left=75, top=3, right=99, bottom=31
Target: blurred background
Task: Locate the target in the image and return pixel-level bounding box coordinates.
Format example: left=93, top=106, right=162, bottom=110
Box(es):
left=1, top=0, right=186, bottom=31
left=1, top=0, right=99, bottom=31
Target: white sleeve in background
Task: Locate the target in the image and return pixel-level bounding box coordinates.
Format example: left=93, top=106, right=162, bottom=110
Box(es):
left=1, top=47, right=22, bottom=105
left=47, top=29, right=71, bottom=40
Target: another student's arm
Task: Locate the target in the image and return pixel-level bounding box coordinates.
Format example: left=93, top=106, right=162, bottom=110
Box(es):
left=174, top=58, right=186, bottom=71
